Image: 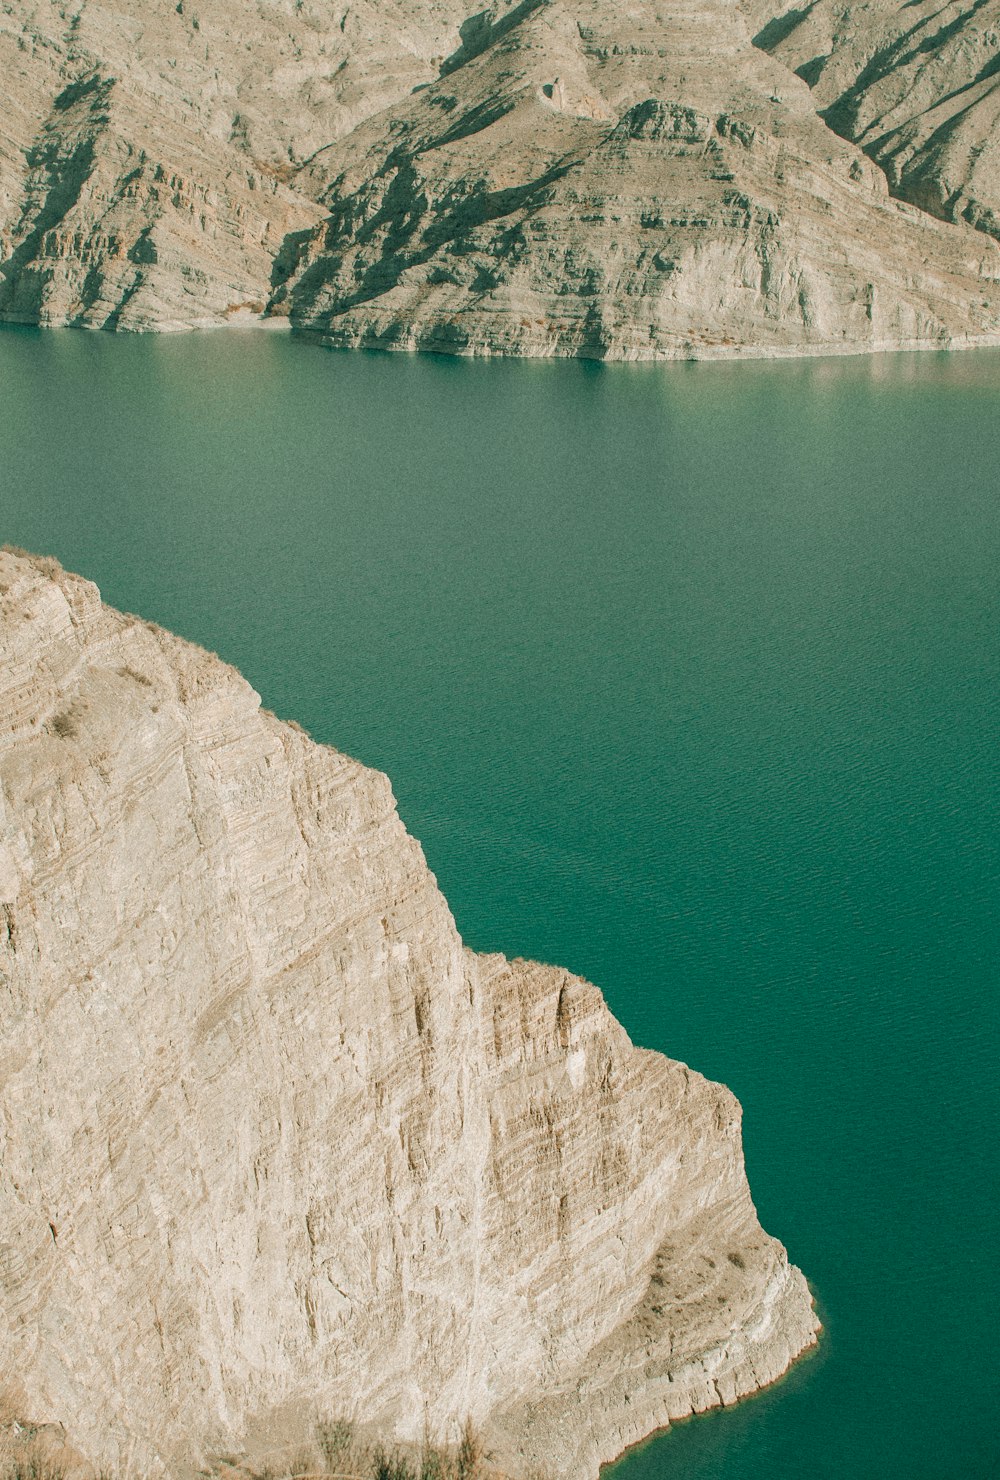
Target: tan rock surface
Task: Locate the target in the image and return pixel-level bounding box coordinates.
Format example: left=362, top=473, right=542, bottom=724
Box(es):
left=0, top=0, right=467, bottom=327
left=278, top=0, right=1000, bottom=356
left=1, top=0, right=999, bottom=353
left=748, top=0, right=1000, bottom=243
left=0, top=549, right=819, bottom=1478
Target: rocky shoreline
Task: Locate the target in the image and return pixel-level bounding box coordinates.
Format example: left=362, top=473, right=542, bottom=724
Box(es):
left=0, top=548, right=818, bottom=1478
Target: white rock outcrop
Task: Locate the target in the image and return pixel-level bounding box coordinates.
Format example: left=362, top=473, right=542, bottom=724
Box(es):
left=0, top=549, right=818, bottom=1479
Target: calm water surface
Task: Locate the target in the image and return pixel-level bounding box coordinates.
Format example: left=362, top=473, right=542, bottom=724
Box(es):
left=1, top=328, right=998, bottom=1479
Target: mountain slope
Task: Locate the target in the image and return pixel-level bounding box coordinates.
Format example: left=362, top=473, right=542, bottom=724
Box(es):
left=277, top=0, right=1000, bottom=355
left=748, top=0, right=1000, bottom=243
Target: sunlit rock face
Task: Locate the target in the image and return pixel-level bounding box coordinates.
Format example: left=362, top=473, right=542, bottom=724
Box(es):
left=1, top=0, right=999, bottom=356
left=746, top=0, right=1000, bottom=246
left=0, top=549, right=817, bottom=1479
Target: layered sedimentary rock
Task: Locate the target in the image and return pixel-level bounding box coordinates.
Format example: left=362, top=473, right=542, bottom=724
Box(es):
left=749, top=0, right=1000, bottom=243
left=0, top=0, right=464, bottom=328
left=0, top=548, right=818, bottom=1479
left=277, top=0, right=1000, bottom=355
left=1, top=0, right=1000, bottom=354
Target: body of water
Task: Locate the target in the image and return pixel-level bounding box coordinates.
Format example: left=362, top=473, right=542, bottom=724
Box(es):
left=1, top=327, right=997, bottom=1478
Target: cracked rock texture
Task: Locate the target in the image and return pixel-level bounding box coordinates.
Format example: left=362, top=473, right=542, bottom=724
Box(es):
left=0, top=549, right=819, bottom=1479
left=1, top=0, right=999, bottom=354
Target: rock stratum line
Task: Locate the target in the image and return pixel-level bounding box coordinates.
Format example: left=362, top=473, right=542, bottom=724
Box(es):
left=0, top=549, right=819, bottom=1478
left=1, top=0, right=1000, bottom=357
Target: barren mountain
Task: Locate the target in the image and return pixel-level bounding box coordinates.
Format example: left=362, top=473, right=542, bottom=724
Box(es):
left=1, top=0, right=998, bottom=355
left=0, top=548, right=818, bottom=1478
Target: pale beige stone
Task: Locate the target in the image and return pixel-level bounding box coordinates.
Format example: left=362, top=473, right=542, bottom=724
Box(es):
left=278, top=0, right=1000, bottom=358
left=0, top=550, right=818, bottom=1477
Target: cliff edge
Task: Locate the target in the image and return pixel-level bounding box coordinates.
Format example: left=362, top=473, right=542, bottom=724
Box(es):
left=0, top=549, right=818, bottom=1479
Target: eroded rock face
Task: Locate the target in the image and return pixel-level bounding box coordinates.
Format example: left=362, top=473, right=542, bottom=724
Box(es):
left=0, top=549, right=818, bottom=1478
left=278, top=0, right=1000, bottom=357
left=1, top=0, right=999, bottom=354
left=748, top=0, right=1000, bottom=244
left=0, top=0, right=467, bottom=329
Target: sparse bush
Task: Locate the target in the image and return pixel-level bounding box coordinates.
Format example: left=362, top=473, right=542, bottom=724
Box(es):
left=316, top=1419, right=353, bottom=1472
left=0, top=546, right=63, bottom=580
left=370, top=1448, right=413, bottom=1480
left=0, top=1404, right=495, bottom=1480
left=454, top=1420, right=483, bottom=1480
left=418, top=1448, right=446, bottom=1480
left=0, top=1440, right=70, bottom=1480
left=50, top=710, right=77, bottom=740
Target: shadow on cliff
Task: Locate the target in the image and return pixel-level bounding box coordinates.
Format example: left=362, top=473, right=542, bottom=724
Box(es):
left=0, top=74, right=113, bottom=319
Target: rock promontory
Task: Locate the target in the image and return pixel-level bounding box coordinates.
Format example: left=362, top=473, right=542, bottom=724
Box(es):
left=0, top=549, right=818, bottom=1479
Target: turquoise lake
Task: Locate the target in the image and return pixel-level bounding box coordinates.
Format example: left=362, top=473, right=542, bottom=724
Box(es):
left=1, top=327, right=998, bottom=1478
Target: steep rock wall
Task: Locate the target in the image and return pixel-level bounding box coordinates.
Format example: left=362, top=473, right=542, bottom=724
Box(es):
left=0, top=550, right=818, bottom=1479
left=279, top=0, right=1000, bottom=358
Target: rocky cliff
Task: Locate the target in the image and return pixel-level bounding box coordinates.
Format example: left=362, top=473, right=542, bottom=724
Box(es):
left=0, top=548, right=818, bottom=1479
left=1, top=0, right=999, bottom=355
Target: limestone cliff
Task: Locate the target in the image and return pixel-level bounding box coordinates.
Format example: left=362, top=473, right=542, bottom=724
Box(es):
left=0, top=548, right=818, bottom=1479
left=276, top=0, right=1000, bottom=357
left=1, top=0, right=1000, bottom=355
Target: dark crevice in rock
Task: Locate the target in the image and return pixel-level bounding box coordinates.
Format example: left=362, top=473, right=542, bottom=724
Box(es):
left=0, top=73, right=114, bottom=315
left=288, top=151, right=577, bottom=323
left=750, top=0, right=1000, bottom=246
left=439, top=0, right=549, bottom=78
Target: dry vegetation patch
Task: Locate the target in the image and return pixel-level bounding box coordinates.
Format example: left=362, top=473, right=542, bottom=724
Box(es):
left=0, top=1406, right=545, bottom=1480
